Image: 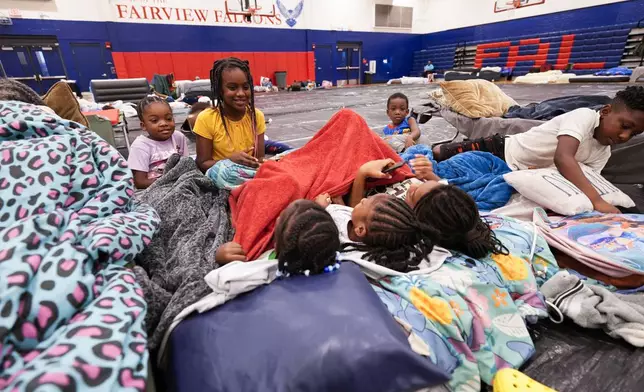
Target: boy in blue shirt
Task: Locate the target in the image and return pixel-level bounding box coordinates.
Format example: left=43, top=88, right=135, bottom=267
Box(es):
left=382, top=93, right=421, bottom=152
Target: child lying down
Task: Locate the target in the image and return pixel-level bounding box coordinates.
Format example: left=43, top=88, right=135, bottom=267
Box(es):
left=433, top=86, right=644, bottom=214
left=216, top=159, right=508, bottom=275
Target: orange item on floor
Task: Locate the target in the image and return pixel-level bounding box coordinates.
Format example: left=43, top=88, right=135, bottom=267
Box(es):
left=229, top=109, right=413, bottom=260
left=83, top=109, right=120, bottom=125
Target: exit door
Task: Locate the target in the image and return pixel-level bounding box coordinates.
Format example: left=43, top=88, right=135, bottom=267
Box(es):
left=335, top=43, right=362, bottom=86
left=0, top=38, right=68, bottom=94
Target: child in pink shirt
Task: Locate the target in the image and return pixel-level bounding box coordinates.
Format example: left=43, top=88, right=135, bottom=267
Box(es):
left=127, top=96, right=188, bottom=189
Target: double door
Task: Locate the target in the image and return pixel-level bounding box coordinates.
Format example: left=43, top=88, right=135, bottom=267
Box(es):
left=0, top=39, right=68, bottom=94
left=335, top=43, right=362, bottom=86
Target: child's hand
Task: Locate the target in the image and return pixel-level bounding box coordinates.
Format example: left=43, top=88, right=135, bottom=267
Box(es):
left=315, top=193, right=332, bottom=208
left=230, top=148, right=260, bottom=168
left=592, top=199, right=621, bottom=214
left=404, top=136, right=416, bottom=148
left=358, top=159, right=395, bottom=179
left=410, top=155, right=440, bottom=181
left=215, top=242, right=247, bottom=265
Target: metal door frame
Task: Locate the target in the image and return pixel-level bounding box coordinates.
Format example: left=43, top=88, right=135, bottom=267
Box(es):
left=336, top=42, right=362, bottom=86
left=0, top=35, right=68, bottom=93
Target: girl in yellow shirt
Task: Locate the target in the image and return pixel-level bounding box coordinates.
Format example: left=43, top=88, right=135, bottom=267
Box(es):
left=194, top=57, right=266, bottom=172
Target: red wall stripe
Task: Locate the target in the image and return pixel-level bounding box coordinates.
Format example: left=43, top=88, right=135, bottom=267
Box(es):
left=113, top=51, right=315, bottom=85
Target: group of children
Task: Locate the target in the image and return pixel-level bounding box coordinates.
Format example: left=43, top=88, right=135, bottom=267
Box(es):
left=125, top=55, right=644, bottom=278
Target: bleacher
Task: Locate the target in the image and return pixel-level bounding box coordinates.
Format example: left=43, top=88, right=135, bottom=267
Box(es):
left=413, top=23, right=635, bottom=78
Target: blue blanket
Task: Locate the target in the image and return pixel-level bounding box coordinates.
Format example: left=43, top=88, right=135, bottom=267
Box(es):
left=402, top=145, right=513, bottom=211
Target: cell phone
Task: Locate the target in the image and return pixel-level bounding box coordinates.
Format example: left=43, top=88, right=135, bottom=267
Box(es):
left=382, top=161, right=405, bottom=174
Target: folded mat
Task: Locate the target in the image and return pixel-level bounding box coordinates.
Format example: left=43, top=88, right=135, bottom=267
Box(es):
left=0, top=101, right=159, bottom=390
left=554, top=249, right=644, bottom=289
left=169, top=262, right=449, bottom=392
left=402, top=145, right=513, bottom=211
left=230, top=109, right=412, bottom=259
left=133, top=155, right=233, bottom=351
left=372, top=213, right=559, bottom=391
left=503, top=95, right=611, bottom=121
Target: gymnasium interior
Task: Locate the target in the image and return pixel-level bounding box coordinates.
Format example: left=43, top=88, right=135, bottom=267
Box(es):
left=2, top=1, right=644, bottom=391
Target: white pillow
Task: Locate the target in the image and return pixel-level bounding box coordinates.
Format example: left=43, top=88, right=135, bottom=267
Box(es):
left=504, top=164, right=635, bottom=216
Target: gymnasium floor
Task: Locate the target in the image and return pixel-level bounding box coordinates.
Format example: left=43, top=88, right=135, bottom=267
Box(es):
left=129, top=83, right=630, bottom=152
left=219, top=83, right=627, bottom=148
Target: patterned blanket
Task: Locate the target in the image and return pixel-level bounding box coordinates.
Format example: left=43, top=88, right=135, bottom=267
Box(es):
left=535, top=211, right=644, bottom=277
left=372, top=214, right=559, bottom=391
left=0, top=101, right=159, bottom=391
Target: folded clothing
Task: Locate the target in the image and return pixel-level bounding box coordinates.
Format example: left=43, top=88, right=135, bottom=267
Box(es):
left=169, top=263, right=450, bottom=392
left=230, top=109, right=413, bottom=260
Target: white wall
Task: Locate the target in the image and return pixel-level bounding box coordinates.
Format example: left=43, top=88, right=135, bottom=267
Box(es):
left=0, top=0, right=430, bottom=33
left=424, top=0, right=630, bottom=33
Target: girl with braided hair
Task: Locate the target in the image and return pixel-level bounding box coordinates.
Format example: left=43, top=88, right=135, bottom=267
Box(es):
left=194, top=57, right=265, bottom=172
left=128, top=95, right=189, bottom=189
left=412, top=184, right=508, bottom=259
left=345, top=158, right=507, bottom=261
left=315, top=160, right=435, bottom=272
left=215, top=200, right=340, bottom=276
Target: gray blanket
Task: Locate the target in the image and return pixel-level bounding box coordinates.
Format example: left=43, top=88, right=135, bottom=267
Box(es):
left=541, top=271, right=644, bottom=347
left=134, top=155, right=233, bottom=350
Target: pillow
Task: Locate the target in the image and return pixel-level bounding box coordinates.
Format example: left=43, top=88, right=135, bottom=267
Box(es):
left=42, top=81, right=89, bottom=127
left=504, top=164, right=635, bottom=215
left=440, top=79, right=517, bottom=118
left=169, top=263, right=449, bottom=392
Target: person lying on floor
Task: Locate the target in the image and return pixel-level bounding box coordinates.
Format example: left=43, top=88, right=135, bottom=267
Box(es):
left=432, top=86, right=644, bottom=214
left=194, top=57, right=265, bottom=172
left=382, top=92, right=421, bottom=153
left=336, top=158, right=508, bottom=260
left=215, top=200, right=342, bottom=275
left=127, top=95, right=189, bottom=189
left=217, top=191, right=435, bottom=273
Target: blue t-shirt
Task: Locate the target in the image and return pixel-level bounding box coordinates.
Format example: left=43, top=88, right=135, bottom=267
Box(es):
left=383, top=117, right=411, bottom=136
left=424, top=64, right=435, bottom=72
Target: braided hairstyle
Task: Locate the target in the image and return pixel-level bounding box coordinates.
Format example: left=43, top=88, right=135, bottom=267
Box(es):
left=413, top=185, right=508, bottom=259
left=0, top=78, right=45, bottom=106
left=342, top=196, right=434, bottom=273
left=136, top=95, right=171, bottom=121
left=209, top=57, right=257, bottom=141
left=275, top=200, right=340, bottom=276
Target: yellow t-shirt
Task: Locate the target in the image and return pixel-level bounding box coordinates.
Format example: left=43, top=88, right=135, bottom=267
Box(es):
left=193, top=108, right=266, bottom=161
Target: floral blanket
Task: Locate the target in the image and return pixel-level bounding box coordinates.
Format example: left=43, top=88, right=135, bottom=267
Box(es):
left=372, top=213, right=559, bottom=391
left=0, top=101, right=159, bottom=391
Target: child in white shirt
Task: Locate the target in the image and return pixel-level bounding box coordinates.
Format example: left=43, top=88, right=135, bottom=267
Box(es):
left=433, top=86, right=644, bottom=213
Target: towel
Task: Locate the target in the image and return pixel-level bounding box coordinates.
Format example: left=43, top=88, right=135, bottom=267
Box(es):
left=541, top=270, right=644, bottom=347
left=230, top=109, right=413, bottom=260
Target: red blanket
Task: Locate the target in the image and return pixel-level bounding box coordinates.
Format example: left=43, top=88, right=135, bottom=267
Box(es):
left=230, top=109, right=414, bottom=259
